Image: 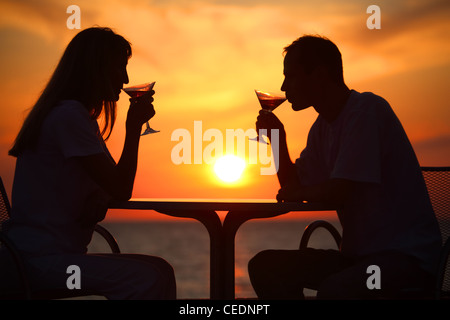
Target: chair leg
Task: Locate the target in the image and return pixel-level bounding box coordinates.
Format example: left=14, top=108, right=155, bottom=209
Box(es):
left=0, top=232, right=32, bottom=299
left=435, top=237, right=450, bottom=299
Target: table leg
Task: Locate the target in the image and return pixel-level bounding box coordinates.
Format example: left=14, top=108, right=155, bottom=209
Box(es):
left=222, top=210, right=289, bottom=299
left=199, top=213, right=225, bottom=300
left=222, top=211, right=257, bottom=299
left=154, top=209, right=224, bottom=299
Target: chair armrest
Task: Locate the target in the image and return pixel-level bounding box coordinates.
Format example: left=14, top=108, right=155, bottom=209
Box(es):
left=299, top=220, right=342, bottom=250
left=0, top=231, right=31, bottom=299
left=435, top=236, right=450, bottom=299
left=94, top=224, right=121, bottom=253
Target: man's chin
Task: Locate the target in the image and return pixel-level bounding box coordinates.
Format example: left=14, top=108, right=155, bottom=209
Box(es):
left=291, top=103, right=310, bottom=111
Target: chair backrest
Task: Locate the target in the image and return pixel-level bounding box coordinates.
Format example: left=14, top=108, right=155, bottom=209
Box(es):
left=422, top=167, right=450, bottom=244
left=421, top=167, right=450, bottom=296
left=0, top=176, right=11, bottom=231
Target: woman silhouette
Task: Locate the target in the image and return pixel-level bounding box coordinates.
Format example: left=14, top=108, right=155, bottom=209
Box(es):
left=5, top=27, right=176, bottom=299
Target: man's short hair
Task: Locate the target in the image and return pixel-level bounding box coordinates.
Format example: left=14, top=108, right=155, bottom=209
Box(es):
left=284, top=35, right=344, bottom=84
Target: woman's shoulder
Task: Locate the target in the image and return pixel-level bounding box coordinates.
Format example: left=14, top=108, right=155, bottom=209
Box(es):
left=43, top=100, right=97, bottom=137
left=54, top=100, right=89, bottom=116
left=46, top=100, right=91, bottom=123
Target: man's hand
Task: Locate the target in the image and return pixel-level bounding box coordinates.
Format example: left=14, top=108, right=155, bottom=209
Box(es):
left=256, top=110, right=285, bottom=141
left=276, top=181, right=302, bottom=202
left=276, top=178, right=355, bottom=205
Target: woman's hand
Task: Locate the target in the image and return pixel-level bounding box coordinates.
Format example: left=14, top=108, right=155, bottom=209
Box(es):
left=126, top=90, right=156, bottom=133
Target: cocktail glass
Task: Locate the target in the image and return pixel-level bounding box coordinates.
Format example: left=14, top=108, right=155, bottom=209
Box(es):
left=122, top=81, right=159, bottom=135
left=250, top=89, right=286, bottom=143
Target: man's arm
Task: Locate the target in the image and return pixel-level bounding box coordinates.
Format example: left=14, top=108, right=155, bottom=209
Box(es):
left=273, top=130, right=299, bottom=188
left=276, top=178, right=355, bottom=206
left=256, top=110, right=299, bottom=188
left=255, top=109, right=354, bottom=205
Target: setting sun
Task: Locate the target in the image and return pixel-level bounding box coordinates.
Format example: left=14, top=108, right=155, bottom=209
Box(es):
left=213, top=155, right=246, bottom=183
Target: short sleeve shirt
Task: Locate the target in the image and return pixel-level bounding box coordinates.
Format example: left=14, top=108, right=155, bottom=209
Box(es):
left=6, top=100, right=113, bottom=257
left=295, top=90, right=441, bottom=273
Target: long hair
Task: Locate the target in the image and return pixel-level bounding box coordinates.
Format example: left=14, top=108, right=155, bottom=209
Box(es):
left=8, top=27, right=132, bottom=157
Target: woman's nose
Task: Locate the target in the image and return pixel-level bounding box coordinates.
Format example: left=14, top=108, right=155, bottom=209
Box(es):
left=123, top=70, right=129, bottom=85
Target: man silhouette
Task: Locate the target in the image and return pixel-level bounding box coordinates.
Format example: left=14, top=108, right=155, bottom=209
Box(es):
left=248, top=35, right=441, bottom=299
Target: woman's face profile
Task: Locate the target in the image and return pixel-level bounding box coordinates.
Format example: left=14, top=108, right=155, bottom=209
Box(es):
left=106, top=53, right=129, bottom=101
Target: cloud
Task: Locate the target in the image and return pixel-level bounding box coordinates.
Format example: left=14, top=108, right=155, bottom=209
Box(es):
left=2, top=0, right=449, bottom=85
left=90, top=1, right=295, bottom=112
left=334, top=0, right=450, bottom=80
left=0, top=0, right=76, bottom=44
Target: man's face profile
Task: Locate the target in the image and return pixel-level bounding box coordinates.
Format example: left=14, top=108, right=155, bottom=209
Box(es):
left=281, top=51, right=313, bottom=112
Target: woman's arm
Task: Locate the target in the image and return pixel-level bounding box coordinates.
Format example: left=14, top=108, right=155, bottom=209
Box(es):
left=78, top=91, right=155, bottom=200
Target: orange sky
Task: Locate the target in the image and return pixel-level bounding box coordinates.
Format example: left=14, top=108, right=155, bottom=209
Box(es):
left=0, top=0, right=449, bottom=220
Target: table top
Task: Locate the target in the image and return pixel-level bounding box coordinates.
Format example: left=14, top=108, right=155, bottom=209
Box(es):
left=109, top=198, right=336, bottom=212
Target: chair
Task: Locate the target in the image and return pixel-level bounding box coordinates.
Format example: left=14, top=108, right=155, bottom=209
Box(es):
left=0, top=176, right=121, bottom=299
left=299, top=166, right=450, bottom=299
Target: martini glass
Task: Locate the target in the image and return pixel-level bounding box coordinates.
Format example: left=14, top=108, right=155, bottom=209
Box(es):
left=250, top=89, right=286, bottom=143
left=122, top=81, right=160, bottom=135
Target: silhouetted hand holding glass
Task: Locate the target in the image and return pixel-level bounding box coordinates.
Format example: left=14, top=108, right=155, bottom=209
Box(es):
left=256, top=109, right=286, bottom=142
left=123, top=82, right=159, bottom=135
left=125, top=86, right=156, bottom=135
left=251, top=90, right=286, bottom=143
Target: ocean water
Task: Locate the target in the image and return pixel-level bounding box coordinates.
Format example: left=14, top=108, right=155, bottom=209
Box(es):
left=88, top=218, right=341, bottom=299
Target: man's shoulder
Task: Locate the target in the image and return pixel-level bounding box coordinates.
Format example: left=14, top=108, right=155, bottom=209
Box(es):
left=353, top=91, right=390, bottom=108
left=345, top=90, right=394, bottom=120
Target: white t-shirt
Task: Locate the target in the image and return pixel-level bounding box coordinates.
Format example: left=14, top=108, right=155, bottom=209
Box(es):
left=295, top=90, right=441, bottom=273
left=6, top=100, right=113, bottom=257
